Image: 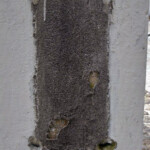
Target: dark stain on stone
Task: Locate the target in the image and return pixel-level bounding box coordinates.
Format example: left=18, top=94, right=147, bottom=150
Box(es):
left=33, top=0, right=111, bottom=149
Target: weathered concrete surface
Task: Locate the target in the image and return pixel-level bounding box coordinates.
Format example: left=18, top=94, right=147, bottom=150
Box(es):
left=109, top=0, right=149, bottom=150
left=34, top=0, right=110, bottom=149
left=0, top=0, right=35, bottom=150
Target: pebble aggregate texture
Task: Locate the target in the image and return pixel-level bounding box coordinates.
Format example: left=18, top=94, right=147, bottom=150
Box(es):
left=34, top=0, right=110, bottom=149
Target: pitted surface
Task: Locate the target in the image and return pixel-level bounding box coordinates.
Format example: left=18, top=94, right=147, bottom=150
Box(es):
left=34, top=0, right=110, bottom=149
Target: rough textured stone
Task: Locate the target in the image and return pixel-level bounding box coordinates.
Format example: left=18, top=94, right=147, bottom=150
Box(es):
left=34, top=0, right=110, bottom=149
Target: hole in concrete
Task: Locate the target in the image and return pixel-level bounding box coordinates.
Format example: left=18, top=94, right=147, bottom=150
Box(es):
left=28, top=136, right=42, bottom=148
left=46, top=119, right=69, bottom=140
left=96, top=138, right=117, bottom=150
left=32, top=0, right=39, bottom=5
left=89, top=71, right=100, bottom=89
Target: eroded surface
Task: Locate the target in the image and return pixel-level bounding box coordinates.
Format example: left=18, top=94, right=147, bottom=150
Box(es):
left=34, top=0, right=110, bottom=149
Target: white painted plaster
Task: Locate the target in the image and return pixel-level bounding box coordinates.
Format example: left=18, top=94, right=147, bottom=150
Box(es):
left=43, top=0, right=47, bottom=21
left=149, top=1, right=150, bottom=15
left=109, top=0, right=149, bottom=149
left=146, top=22, right=150, bottom=92
left=0, top=0, right=35, bottom=150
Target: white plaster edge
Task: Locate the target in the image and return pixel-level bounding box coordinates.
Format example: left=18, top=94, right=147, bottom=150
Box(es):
left=109, top=0, right=149, bottom=149
left=43, top=0, right=47, bottom=21
left=0, top=0, right=36, bottom=149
